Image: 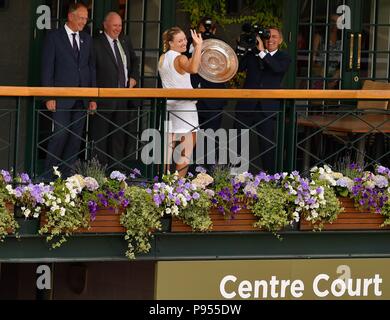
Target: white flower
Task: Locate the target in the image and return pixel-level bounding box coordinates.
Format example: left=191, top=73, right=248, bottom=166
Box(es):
left=311, top=210, right=318, bottom=218
left=5, top=184, right=14, bottom=194
left=53, top=166, right=61, bottom=178
left=192, top=173, right=214, bottom=189
left=324, top=164, right=332, bottom=173
left=60, top=207, right=66, bottom=216
left=171, top=205, right=179, bottom=216
left=310, top=166, right=318, bottom=172
left=165, top=208, right=171, bottom=214
left=23, top=208, right=31, bottom=218
left=293, top=212, right=300, bottom=222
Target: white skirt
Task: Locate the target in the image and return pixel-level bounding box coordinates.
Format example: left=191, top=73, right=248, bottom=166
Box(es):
left=165, top=100, right=199, bottom=133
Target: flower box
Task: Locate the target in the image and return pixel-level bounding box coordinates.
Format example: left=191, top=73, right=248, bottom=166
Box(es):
left=40, top=207, right=126, bottom=233
left=300, top=197, right=390, bottom=230
left=171, top=206, right=258, bottom=232
left=5, top=202, right=15, bottom=234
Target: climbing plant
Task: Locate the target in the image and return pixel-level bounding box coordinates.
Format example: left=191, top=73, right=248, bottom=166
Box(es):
left=178, top=0, right=283, bottom=28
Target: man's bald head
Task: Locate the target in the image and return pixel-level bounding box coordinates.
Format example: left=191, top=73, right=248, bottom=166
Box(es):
left=103, top=12, right=123, bottom=39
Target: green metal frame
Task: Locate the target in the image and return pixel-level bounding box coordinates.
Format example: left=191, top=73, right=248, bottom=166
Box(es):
left=2, top=231, right=390, bottom=262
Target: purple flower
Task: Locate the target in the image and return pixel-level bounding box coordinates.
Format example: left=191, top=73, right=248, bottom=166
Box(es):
left=377, top=166, right=388, bottom=175
left=1, top=170, right=12, bottom=183
left=195, top=166, right=207, bottom=174
left=84, top=177, right=99, bottom=191
left=20, top=173, right=31, bottom=184
left=14, top=186, right=23, bottom=198
left=192, top=192, right=200, bottom=200
left=153, top=194, right=162, bottom=206
left=109, top=170, right=127, bottom=181
left=121, top=199, right=130, bottom=207
left=129, top=168, right=141, bottom=179
left=88, top=200, right=98, bottom=221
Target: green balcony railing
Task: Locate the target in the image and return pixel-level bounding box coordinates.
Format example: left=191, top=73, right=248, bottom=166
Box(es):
left=0, top=87, right=390, bottom=179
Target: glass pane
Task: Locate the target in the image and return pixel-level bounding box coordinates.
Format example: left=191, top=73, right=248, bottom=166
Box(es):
left=329, top=0, right=345, bottom=16
left=143, top=78, right=158, bottom=88
left=361, top=25, right=371, bottom=51
left=118, top=0, right=127, bottom=19
left=362, top=0, right=374, bottom=24
left=311, top=52, right=325, bottom=77
left=299, top=0, right=311, bottom=21
left=378, top=0, right=390, bottom=24
left=314, top=0, right=327, bottom=23
left=325, top=78, right=340, bottom=89
left=376, top=26, right=390, bottom=51
left=128, top=0, right=144, bottom=21
left=360, top=52, right=371, bottom=78
left=147, top=0, right=161, bottom=20
left=296, top=79, right=309, bottom=89
left=375, top=53, right=389, bottom=78
left=297, top=52, right=309, bottom=77
left=128, top=22, right=143, bottom=48
left=144, top=52, right=159, bottom=77
left=311, top=25, right=326, bottom=67
left=311, top=79, right=325, bottom=89
left=298, top=25, right=310, bottom=50
left=145, top=23, right=160, bottom=49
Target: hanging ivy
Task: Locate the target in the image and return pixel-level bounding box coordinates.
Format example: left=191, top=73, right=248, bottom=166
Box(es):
left=178, top=0, right=283, bottom=28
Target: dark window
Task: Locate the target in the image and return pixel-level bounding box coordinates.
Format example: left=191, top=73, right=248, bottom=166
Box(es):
left=0, top=0, right=9, bottom=10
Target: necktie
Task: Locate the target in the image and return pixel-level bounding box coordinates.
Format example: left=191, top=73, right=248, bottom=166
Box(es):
left=113, top=39, right=126, bottom=88
left=71, top=33, right=79, bottom=61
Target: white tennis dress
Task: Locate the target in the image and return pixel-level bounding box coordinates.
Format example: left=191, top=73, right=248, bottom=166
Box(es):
left=158, top=50, right=199, bottom=133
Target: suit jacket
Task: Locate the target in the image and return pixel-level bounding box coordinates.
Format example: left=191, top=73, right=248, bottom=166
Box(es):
left=41, top=26, right=96, bottom=108
left=239, top=50, right=291, bottom=89
left=93, top=33, right=139, bottom=88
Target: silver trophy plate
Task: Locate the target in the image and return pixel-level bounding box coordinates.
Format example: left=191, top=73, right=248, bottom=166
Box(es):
left=198, top=38, right=238, bottom=83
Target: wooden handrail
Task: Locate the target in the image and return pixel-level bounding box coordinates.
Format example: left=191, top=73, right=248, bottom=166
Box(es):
left=1, top=86, right=390, bottom=99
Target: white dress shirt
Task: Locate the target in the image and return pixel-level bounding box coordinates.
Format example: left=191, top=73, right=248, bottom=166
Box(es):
left=259, top=49, right=278, bottom=59
left=64, top=23, right=80, bottom=49
left=104, top=33, right=128, bottom=86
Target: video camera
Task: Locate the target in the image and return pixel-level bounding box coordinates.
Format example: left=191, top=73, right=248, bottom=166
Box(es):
left=236, top=22, right=271, bottom=56
left=201, top=18, right=215, bottom=40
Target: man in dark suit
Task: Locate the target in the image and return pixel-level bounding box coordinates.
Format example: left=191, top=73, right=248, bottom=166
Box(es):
left=235, top=27, right=291, bottom=173
left=41, top=3, right=96, bottom=177
left=90, top=11, right=139, bottom=170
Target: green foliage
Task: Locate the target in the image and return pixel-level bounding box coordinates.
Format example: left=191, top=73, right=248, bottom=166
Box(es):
left=251, top=184, right=292, bottom=236
left=73, top=157, right=107, bottom=186
left=211, top=165, right=231, bottom=191
left=380, top=199, right=390, bottom=227
left=121, top=186, right=162, bottom=259
left=177, top=190, right=212, bottom=231
left=0, top=201, right=18, bottom=241
left=308, top=185, right=341, bottom=230
left=178, top=0, right=282, bottom=28
left=38, top=176, right=89, bottom=248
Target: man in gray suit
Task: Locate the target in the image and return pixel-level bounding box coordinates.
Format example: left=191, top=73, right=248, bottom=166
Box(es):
left=91, top=12, right=139, bottom=169
left=41, top=3, right=96, bottom=177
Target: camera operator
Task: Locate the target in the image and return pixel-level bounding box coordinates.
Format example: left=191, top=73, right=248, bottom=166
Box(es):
left=186, top=17, right=227, bottom=132
left=235, top=26, right=291, bottom=173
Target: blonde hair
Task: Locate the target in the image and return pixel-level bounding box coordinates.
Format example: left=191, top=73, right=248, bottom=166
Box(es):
left=162, top=27, right=183, bottom=53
